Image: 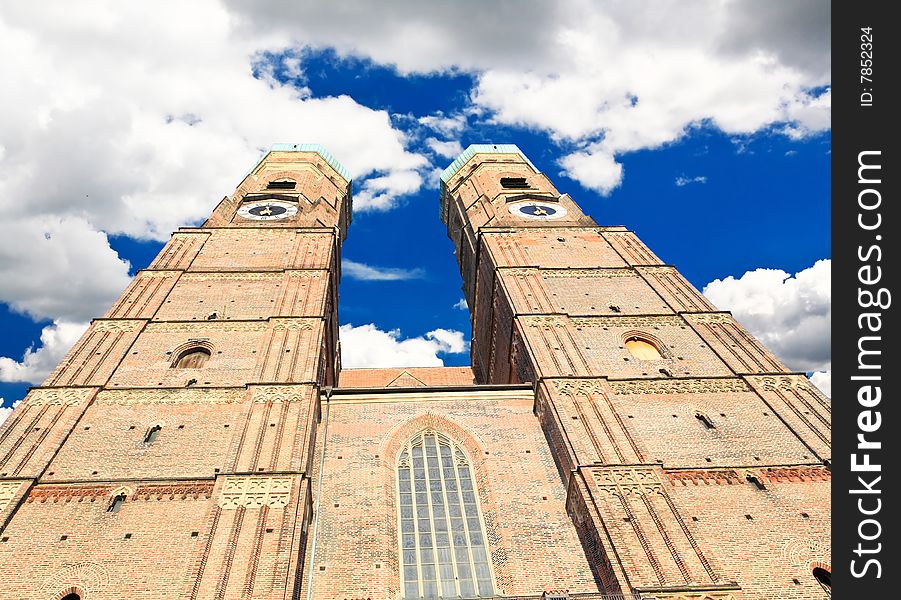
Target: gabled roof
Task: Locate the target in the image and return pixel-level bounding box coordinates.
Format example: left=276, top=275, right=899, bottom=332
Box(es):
left=249, top=143, right=352, bottom=183
left=440, top=144, right=538, bottom=184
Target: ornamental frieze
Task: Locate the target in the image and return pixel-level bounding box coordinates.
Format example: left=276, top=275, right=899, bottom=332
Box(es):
left=590, top=466, right=664, bottom=497
left=25, top=388, right=95, bottom=406
left=218, top=476, right=293, bottom=509
left=608, top=378, right=750, bottom=396
left=92, top=319, right=145, bottom=333
left=0, top=481, right=24, bottom=510
left=96, top=388, right=244, bottom=405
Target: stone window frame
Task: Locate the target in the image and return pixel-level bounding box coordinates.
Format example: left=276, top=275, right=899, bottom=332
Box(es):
left=396, top=429, right=497, bottom=599
left=170, top=340, right=214, bottom=369
left=621, top=330, right=670, bottom=361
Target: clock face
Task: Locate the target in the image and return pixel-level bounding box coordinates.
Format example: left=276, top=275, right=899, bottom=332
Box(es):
left=508, top=201, right=567, bottom=220
left=237, top=200, right=298, bottom=221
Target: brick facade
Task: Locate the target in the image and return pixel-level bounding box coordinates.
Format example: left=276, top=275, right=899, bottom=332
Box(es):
left=0, top=145, right=830, bottom=599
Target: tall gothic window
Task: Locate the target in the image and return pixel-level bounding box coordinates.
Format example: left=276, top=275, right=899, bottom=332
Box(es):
left=397, top=431, right=494, bottom=599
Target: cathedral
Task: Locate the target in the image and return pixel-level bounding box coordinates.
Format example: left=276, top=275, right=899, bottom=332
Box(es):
left=0, top=144, right=830, bottom=599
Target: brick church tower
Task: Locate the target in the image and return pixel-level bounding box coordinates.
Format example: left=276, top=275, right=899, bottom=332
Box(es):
left=0, top=144, right=830, bottom=599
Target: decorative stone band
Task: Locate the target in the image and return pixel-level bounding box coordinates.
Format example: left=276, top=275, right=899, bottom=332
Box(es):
left=25, top=388, right=96, bottom=406
left=26, top=481, right=213, bottom=503
left=270, top=318, right=318, bottom=331
left=0, top=481, right=24, bottom=510
left=95, top=388, right=245, bottom=405
left=218, top=476, right=293, bottom=509
left=133, top=481, right=214, bottom=500
left=135, top=269, right=181, bottom=279
left=665, top=466, right=830, bottom=487
left=747, top=374, right=822, bottom=392
left=179, top=272, right=283, bottom=281
left=92, top=319, right=146, bottom=333
left=249, top=385, right=311, bottom=403
left=552, top=379, right=609, bottom=396
left=590, top=466, right=664, bottom=496
left=571, top=315, right=687, bottom=329
left=501, top=267, right=637, bottom=278
left=146, top=321, right=271, bottom=333
left=683, top=313, right=734, bottom=324
left=608, top=378, right=751, bottom=396
left=636, top=590, right=737, bottom=600
left=665, top=470, right=744, bottom=487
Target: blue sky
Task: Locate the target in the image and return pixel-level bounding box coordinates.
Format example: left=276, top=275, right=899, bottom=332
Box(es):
left=0, top=1, right=831, bottom=413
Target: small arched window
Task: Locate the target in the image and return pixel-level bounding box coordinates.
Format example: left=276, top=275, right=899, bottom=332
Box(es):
left=398, top=431, right=494, bottom=599
left=61, top=594, right=81, bottom=600
left=144, top=425, right=162, bottom=444
left=173, top=347, right=210, bottom=369
left=813, top=567, right=831, bottom=596
left=625, top=336, right=663, bottom=360
left=108, top=494, right=126, bottom=513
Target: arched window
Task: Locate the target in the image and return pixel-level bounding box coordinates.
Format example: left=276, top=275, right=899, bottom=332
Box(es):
left=397, top=431, right=494, bottom=599
left=625, top=336, right=663, bottom=360
left=144, top=425, right=162, bottom=444
left=61, top=594, right=81, bottom=600
left=108, top=493, right=126, bottom=513
left=813, top=567, right=831, bottom=596
left=173, top=347, right=210, bottom=369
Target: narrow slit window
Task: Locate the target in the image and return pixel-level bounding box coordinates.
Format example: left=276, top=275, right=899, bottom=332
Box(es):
left=695, top=413, right=715, bottom=429
left=173, top=347, right=211, bottom=369
left=144, top=425, right=162, bottom=444
left=398, top=431, right=495, bottom=599
left=108, top=494, right=126, bottom=513
left=500, top=177, right=530, bottom=189
left=813, top=567, right=831, bottom=596
left=625, top=337, right=663, bottom=360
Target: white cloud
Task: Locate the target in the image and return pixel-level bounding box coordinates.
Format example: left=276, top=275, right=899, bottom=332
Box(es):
left=353, top=168, right=424, bottom=212
left=343, top=260, right=425, bottom=281
left=339, top=323, right=468, bottom=368
left=558, top=148, right=624, bottom=195
left=703, top=259, right=830, bottom=372
left=0, top=321, right=89, bottom=384
left=809, top=370, right=830, bottom=398
left=425, top=138, right=464, bottom=159
left=226, top=1, right=829, bottom=195
left=0, top=216, right=132, bottom=322
left=418, top=113, right=467, bottom=137
left=675, top=175, right=708, bottom=187
left=0, top=400, right=19, bottom=426
left=453, top=298, right=468, bottom=310
left=1, top=1, right=432, bottom=378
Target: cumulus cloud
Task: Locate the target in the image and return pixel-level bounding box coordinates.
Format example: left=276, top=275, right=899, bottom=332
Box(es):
left=425, top=138, right=464, bottom=160
left=227, top=0, right=829, bottom=195
left=343, top=260, right=425, bottom=281
left=454, top=298, right=468, bottom=310
left=702, top=259, right=830, bottom=372
left=0, top=1, right=431, bottom=386
left=675, top=175, right=708, bottom=187
left=0, top=321, right=89, bottom=384
left=0, top=400, right=19, bottom=426
left=339, top=323, right=468, bottom=368
left=0, top=216, right=132, bottom=322
left=418, top=113, right=467, bottom=137
left=809, top=370, right=830, bottom=398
